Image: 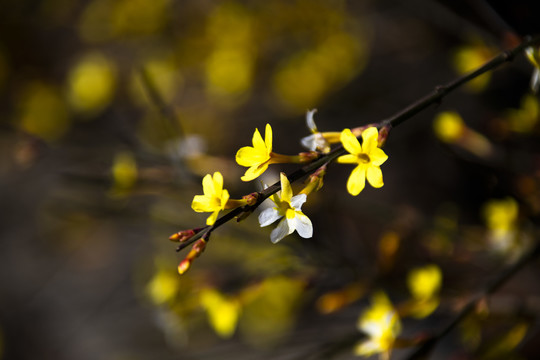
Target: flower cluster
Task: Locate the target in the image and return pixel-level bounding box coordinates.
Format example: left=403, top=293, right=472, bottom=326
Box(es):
left=171, top=110, right=390, bottom=274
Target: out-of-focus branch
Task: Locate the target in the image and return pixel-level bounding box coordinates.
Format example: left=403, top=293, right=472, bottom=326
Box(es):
left=405, top=238, right=540, bottom=359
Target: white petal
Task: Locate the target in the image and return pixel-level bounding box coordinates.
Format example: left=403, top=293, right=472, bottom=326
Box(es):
left=259, top=207, right=282, bottom=227
left=301, top=134, right=317, bottom=151
left=293, top=212, right=313, bottom=238
left=270, top=219, right=292, bottom=243
left=306, top=109, right=318, bottom=131
left=290, top=193, right=307, bottom=210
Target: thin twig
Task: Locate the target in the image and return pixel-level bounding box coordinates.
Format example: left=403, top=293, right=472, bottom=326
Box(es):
left=138, top=66, right=185, bottom=137
left=405, top=239, right=540, bottom=359
left=177, top=34, right=540, bottom=252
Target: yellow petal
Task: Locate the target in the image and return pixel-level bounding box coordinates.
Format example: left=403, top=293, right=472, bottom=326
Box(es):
left=280, top=172, right=292, bottom=203
left=202, top=174, right=215, bottom=197
left=252, top=127, right=266, bottom=150
left=241, top=163, right=269, bottom=181
left=337, top=154, right=358, bottom=164
left=206, top=209, right=220, bottom=225
left=347, top=165, right=366, bottom=196
left=236, top=146, right=269, bottom=167
left=370, top=148, right=388, bottom=166
left=366, top=166, right=384, bottom=188
left=340, top=128, right=362, bottom=155
left=212, top=172, right=224, bottom=195
left=192, top=195, right=214, bottom=212
left=264, top=123, right=273, bottom=154
left=220, top=189, right=230, bottom=209
left=361, top=127, right=379, bottom=153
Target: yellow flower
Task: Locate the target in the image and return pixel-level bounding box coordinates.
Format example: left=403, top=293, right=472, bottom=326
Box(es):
left=338, top=127, right=388, bottom=196
left=236, top=123, right=273, bottom=181
left=200, top=288, right=241, bottom=338
left=191, top=172, right=230, bottom=225
left=483, top=198, right=519, bottom=253
left=259, top=172, right=313, bottom=243
left=355, top=292, right=401, bottom=358
left=406, top=264, right=442, bottom=318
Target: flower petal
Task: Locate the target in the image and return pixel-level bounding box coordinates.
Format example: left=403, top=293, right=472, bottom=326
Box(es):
left=264, top=123, right=273, bottom=154
left=241, top=162, right=269, bottom=182
left=337, top=154, right=358, bottom=164
left=206, top=210, right=220, bottom=225
left=290, top=193, right=307, bottom=210
left=220, top=189, right=230, bottom=210
left=270, top=218, right=291, bottom=243
left=340, top=128, right=362, bottom=155
left=212, top=172, right=223, bottom=194
left=293, top=212, right=313, bottom=238
left=202, top=174, right=214, bottom=196
left=192, top=195, right=214, bottom=212
left=369, top=148, right=388, bottom=166
left=280, top=172, right=293, bottom=203
left=367, top=165, right=384, bottom=188
left=236, top=146, right=269, bottom=167
left=354, top=339, right=380, bottom=356
left=306, top=109, right=318, bottom=131
left=347, top=165, right=366, bottom=196
left=252, top=127, right=265, bottom=150
left=259, top=207, right=282, bottom=227
left=301, top=134, right=317, bottom=151
left=361, top=127, right=379, bottom=154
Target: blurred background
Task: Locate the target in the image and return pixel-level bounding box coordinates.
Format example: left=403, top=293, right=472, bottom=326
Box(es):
left=1, top=0, right=540, bottom=359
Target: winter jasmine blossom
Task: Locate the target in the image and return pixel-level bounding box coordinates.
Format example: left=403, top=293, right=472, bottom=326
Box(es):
left=191, top=172, right=231, bottom=225
left=258, top=172, right=313, bottom=243
left=338, top=127, right=388, bottom=196
left=355, top=292, right=401, bottom=359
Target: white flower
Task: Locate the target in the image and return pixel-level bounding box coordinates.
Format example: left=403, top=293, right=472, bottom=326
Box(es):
left=300, top=109, right=337, bottom=153
left=258, top=172, right=313, bottom=243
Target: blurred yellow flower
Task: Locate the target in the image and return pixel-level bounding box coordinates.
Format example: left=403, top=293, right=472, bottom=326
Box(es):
left=192, top=172, right=230, bottom=225
left=337, top=127, right=388, bottom=196
left=406, top=264, right=442, bottom=318
left=110, top=150, right=138, bottom=196
left=236, top=124, right=273, bottom=181
left=507, top=94, right=539, bottom=133
left=408, top=264, right=442, bottom=301
left=433, top=111, right=465, bottom=143
left=200, top=288, right=241, bottom=338
left=67, top=52, right=116, bottom=115
left=355, top=292, right=401, bottom=358
left=146, top=269, right=179, bottom=305
left=433, top=111, right=493, bottom=158
left=452, top=42, right=494, bottom=92
left=18, top=82, right=70, bottom=142
left=483, top=198, right=519, bottom=253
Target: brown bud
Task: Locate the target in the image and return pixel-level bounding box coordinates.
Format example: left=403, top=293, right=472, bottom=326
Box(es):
left=378, top=125, right=392, bottom=147
left=178, top=259, right=191, bottom=275
left=298, top=151, right=319, bottom=163
left=242, top=192, right=260, bottom=206
left=169, top=229, right=196, bottom=242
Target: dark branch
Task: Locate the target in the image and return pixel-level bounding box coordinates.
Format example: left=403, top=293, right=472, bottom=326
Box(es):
left=177, top=34, right=540, bottom=252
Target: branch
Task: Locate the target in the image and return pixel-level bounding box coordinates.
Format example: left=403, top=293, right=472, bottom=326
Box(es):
left=176, top=34, right=540, bottom=252
left=405, top=238, right=540, bottom=359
